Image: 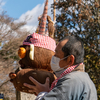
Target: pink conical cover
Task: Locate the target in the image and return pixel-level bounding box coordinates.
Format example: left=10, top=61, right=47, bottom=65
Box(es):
left=38, top=0, right=48, bottom=34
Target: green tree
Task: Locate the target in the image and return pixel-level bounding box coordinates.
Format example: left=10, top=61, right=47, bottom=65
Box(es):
left=53, top=0, right=100, bottom=99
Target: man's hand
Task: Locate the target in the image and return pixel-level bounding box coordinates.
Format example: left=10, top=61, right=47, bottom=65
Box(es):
left=23, top=76, right=50, bottom=95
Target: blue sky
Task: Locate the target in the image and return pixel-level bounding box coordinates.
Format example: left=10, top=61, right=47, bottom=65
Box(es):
left=3, top=0, right=45, bottom=19
left=1, top=0, right=54, bottom=33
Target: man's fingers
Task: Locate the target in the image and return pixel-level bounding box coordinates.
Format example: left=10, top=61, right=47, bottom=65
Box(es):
left=24, top=77, right=50, bottom=94
left=28, top=90, right=36, bottom=94
left=29, top=76, right=41, bottom=85
left=28, top=90, right=34, bottom=93
left=45, top=77, right=50, bottom=87
left=24, top=83, right=35, bottom=89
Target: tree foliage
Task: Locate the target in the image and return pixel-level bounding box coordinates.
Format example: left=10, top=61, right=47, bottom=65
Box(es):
left=53, top=0, right=100, bottom=99
left=0, top=11, right=30, bottom=99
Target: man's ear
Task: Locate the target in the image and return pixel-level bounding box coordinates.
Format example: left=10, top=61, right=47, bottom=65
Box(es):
left=68, top=55, right=75, bottom=66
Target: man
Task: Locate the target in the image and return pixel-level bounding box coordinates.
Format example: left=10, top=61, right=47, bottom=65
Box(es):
left=24, top=36, right=97, bottom=100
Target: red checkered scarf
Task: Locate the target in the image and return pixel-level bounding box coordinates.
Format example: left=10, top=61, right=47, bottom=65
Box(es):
left=49, top=63, right=83, bottom=91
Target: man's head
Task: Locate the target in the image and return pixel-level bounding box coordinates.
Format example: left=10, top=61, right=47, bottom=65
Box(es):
left=54, top=36, right=84, bottom=69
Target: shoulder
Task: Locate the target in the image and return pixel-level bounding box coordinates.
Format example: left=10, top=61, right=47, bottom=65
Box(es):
left=57, top=71, right=96, bottom=93
left=61, top=71, right=90, bottom=81
left=57, top=71, right=86, bottom=87
left=58, top=71, right=88, bottom=84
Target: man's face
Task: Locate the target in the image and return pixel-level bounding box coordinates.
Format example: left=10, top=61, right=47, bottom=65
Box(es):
left=54, top=39, right=70, bottom=68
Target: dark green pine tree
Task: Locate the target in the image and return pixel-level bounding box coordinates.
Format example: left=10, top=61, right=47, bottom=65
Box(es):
left=52, top=0, right=100, bottom=99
